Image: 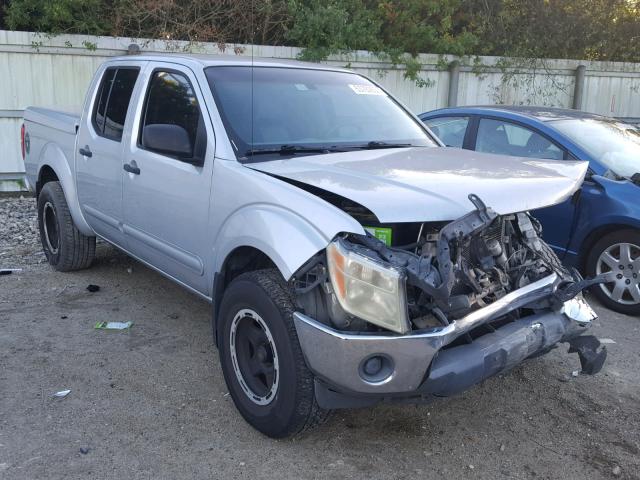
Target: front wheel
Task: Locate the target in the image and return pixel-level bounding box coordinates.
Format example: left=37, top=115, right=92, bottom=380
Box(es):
left=218, top=269, right=329, bottom=438
left=586, top=229, right=640, bottom=316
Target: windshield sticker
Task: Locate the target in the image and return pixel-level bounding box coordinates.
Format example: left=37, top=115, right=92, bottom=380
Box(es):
left=349, top=84, right=386, bottom=96
left=295, top=83, right=309, bottom=91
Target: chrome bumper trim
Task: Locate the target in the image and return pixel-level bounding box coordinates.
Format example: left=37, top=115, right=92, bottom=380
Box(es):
left=293, top=273, right=595, bottom=394
left=453, top=273, right=558, bottom=337
left=294, top=312, right=446, bottom=393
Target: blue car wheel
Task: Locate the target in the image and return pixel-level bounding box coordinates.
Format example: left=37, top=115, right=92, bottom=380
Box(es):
left=586, top=230, right=640, bottom=316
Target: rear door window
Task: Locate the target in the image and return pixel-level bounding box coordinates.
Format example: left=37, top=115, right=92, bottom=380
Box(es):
left=423, top=116, right=469, bottom=147
left=93, top=68, right=116, bottom=135
left=476, top=118, right=564, bottom=160
left=92, top=67, right=140, bottom=142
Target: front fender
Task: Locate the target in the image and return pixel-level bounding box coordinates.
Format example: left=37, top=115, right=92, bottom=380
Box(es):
left=569, top=176, right=640, bottom=259
left=214, top=204, right=334, bottom=280
left=210, top=159, right=366, bottom=282
left=38, top=142, right=93, bottom=236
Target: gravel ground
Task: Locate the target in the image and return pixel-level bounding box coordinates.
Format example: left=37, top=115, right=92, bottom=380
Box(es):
left=1, top=195, right=639, bottom=480
left=0, top=195, right=43, bottom=267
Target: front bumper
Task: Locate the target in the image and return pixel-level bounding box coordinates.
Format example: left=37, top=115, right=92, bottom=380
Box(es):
left=293, top=276, right=604, bottom=405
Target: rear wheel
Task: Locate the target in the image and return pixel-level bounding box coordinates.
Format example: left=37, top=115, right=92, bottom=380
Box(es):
left=586, top=229, right=640, bottom=316
left=218, top=269, right=329, bottom=437
left=37, top=181, right=95, bottom=271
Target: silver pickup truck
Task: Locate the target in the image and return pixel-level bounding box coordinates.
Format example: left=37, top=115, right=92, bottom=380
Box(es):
left=22, top=54, right=607, bottom=438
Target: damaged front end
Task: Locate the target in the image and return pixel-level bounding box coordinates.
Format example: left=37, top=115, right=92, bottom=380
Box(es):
left=291, top=195, right=607, bottom=404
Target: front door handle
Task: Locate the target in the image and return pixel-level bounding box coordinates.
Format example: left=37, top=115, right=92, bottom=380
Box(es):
left=123, top=162, right=140, bottom=175
left=79, top=146, right=92, bottom=158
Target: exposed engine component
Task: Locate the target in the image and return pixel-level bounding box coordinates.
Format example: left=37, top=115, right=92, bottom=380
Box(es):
left=293, top=195, right=603, bottom=333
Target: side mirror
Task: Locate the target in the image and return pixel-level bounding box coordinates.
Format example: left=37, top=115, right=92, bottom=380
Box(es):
left=143, top=124, right=196, bottom=161
left=584, top=168, right=594, bottom=181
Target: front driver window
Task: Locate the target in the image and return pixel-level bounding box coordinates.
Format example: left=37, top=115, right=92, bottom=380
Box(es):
left=476, top=118, right=563, bottom=160
left=423, top=116, right=469, bottom=148
left=139, top=70, right=206, bottom=162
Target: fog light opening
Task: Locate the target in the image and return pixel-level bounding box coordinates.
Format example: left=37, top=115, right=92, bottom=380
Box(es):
left=359, top=354, right=394, bottom=384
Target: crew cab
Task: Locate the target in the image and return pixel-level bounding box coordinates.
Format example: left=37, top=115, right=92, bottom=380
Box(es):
left=22, top=54, right=607, bottom=438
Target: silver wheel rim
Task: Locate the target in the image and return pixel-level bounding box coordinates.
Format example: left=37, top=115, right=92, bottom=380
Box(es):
left=229, top=308, right=279, bottom=405
left=596, top=242, right=640, bottom=305
left=43, top=201, right=60, bottom=255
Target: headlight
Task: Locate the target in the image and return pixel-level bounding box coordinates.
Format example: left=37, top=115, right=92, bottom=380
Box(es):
left=327, top=239, right=409, bottom=333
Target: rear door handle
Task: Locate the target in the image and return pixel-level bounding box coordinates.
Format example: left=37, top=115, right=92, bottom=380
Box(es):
left=78, top=146, right=92, bottom=158
left=123, top=162, right=140, bottom=175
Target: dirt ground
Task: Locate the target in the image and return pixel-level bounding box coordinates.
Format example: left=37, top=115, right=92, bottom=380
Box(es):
left=1, top=196, right=639, bottom=480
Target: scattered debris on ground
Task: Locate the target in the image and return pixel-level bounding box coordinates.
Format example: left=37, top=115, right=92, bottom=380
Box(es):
left=94, top=321, right=133, bottom=330
left=0, top=268, right=21, bottom=275
left=1, top=195, right=638, bottom=480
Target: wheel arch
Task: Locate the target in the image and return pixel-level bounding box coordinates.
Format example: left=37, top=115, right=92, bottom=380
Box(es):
left=208, top=194, right=359, bottom=346
left=35, top=143, right=93, bottom=235
left=579, top=223, right=640, bottom=271
left=212, top=245, right=282, bottom=346
left=36, top=164, right=59, bottom=197
left=210, top=203, right=332, bottom=346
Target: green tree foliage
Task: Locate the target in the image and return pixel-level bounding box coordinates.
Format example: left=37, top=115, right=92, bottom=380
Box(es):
left=0, top=0, right=8, bottom=29
left=2, top=0, right=638, bottom=65
left=469, top=0, right=640, bottom=63
left=286, top=0, right=381, bottom=61
left=112, top=0, right=290, bottom=45
left=4, top=0, right=111, bottom=35
left=286, top=0, right=478, bottom=82
left=376, top=0, right=477, bottom=57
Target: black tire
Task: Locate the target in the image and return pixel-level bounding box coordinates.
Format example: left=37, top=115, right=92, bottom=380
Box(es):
left=37, top=181, right=96, bottom=272
left=585, top=229, right=640, bottom=316
left=218, top=269, right=329, bottom=438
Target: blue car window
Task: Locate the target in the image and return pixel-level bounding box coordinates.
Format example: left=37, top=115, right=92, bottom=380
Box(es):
left=552, top=118, right=640, bottom=178
left=423, top=116, right=469, bottom=147
left=477, top=118, right=563, bottom=160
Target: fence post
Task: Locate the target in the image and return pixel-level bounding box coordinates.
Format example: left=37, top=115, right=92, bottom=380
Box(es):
left=448, top=60, right=461, bottom=107
left=573, top=65, right=586, bottom=110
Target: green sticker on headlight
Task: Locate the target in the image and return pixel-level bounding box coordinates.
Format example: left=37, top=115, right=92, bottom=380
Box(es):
left=364, top=226, right=392, bottom=246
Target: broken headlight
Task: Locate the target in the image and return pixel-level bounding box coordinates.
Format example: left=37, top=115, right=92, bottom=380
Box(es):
left=327, top=239, right=410, bottom=333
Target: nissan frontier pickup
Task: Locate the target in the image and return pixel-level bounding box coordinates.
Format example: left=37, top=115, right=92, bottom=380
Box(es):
left=22, top=54, right=607, bottom=438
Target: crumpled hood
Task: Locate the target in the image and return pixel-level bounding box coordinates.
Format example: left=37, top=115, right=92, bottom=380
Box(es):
left=247, top=147, right=588, bottom=223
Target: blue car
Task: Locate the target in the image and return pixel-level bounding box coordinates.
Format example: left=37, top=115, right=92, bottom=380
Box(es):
left=420, top=106, right=640, bottom=315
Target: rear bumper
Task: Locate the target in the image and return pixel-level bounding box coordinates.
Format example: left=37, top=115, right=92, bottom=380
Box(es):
left=293, top=296, right=604, bottom=408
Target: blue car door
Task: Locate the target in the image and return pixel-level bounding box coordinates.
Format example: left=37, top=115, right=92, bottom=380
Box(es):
left=470, top=116, right=578, bottom=257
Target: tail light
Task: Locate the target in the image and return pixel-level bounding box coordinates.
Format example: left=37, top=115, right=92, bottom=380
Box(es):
left=20, top=124, right=26, bottom=160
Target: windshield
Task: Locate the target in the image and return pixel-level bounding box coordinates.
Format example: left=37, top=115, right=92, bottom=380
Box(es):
left=205, top=66, right=436, bottom=161
left=551, top=118, right=640, bottom=178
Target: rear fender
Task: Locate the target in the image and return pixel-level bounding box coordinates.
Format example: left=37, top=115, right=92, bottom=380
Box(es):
left=38, top=143, right=93, bottom=235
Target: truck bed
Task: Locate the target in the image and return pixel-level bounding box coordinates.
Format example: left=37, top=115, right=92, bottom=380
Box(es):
left=23, top=107, right=81, bottom=193
left=24, top=107, right=80, bottom=135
